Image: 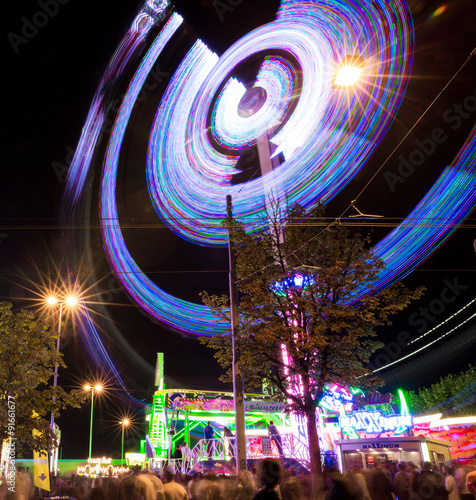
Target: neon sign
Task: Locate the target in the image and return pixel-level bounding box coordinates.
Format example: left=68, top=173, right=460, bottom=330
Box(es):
left=88, top=457, right=112, bottom=464
left=319, top=384, right=354, bottom=412
left=77, top=457, right=128, bottom=476
left=339, top=411, right=413, bottom=434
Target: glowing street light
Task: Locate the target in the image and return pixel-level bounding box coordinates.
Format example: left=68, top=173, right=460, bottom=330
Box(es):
left=120, top=419, right=130, bottom=466
left=333, top=55, right=365, bottom=88
left=84, top=384, right=102, bottom=476
left=47, top=294, right=79, bottom=412
left=46, top=293, right=78, bottom=474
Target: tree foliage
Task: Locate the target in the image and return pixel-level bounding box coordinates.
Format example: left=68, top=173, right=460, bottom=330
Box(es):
left=202, top=204, right=424, bottom=408
left=0, top=301, right=85, bottom=456
left=201, top=203, right=424, bottom=496
left=407, top=364, right=476, bottom=416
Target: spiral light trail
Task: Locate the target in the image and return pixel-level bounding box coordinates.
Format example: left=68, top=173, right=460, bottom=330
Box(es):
left=147, top=0, right=414, bottom=245
left=66, top=0, right=476, bottom=370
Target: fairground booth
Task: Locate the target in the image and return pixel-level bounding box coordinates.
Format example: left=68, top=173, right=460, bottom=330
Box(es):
left=326, top=387, right=452, bottom=471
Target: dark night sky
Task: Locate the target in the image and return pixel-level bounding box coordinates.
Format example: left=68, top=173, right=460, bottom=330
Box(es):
left=2, top=0, right=476, bottom=458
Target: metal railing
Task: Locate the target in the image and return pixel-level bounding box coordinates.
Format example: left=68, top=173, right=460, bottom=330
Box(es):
left=191, top=433, right=309, bottom=465
left=149, top=435, right=337, bottom=475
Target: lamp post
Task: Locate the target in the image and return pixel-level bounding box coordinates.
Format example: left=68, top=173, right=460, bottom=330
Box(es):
left=120, top=419, right=130, bottom=466
left=84, top=384, right=102, bottom=476
left=46, top=294, right=78, bottom=474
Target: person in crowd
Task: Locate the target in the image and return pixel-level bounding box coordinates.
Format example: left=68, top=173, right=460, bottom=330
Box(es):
left=407, top=462, right=419, bottom=499
left=204, top=422, right=215, bottom=459
left=452, top=461, right=472, bottom=500
left=76, top=474, right=91, bottom=500
left=119, top=465, right=154, bottom=500
left=387, top=463, right=398, bottom=481
left=163, top=469, right=188, bottom=500
left=236, top=471, right=256, bottom=500
left=415, top=461, right=446, bottom=500
left=371, top=462, right=394, bottom=500
left=394, top=462, right=411, bottom=500
left=15, top=466, right=33, bottom=500
left=252, top=458, right=283, bottom=500
left=349, top=465, right=372, bottom=500
left=187, top=474, right=200, bottom=500
left=88, top=477, right=106, bottom=500
left=267, top=422, right=284, bottom=458
left=143, top=468, right=166, bottom=500
left=181, top=442, right=191, bottom=472
left=442, top=465, right=461, bottom=500
left=324, top=467, right=355, bottom=500
left=173, top=444, right=183, bottom=460
left=251, top=468, right=260, bottom=490
left=217, top=474, right=234, bottom=500
left=200, top=472, right=224, bottom=500
left=62, top=478, right=76, bottom=497
left=280, top=470, right=302, bottom=500
left=223, top=427, right=235, bottom=458
left=466, top=454, right=476, bottom=499
left=105, top=474, right=121, bottom=500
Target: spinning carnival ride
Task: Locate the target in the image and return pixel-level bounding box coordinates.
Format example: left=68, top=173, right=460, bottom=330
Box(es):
left=61, top=0, right=476, bottom=394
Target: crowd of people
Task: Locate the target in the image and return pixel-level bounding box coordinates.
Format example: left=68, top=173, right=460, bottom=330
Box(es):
left=331, top=457, right=476, bottom=500
left=3, top=455, right=476, bottom=500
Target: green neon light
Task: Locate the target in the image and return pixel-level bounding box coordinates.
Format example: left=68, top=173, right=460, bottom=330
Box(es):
left=394, top=389, right=410, bottom=434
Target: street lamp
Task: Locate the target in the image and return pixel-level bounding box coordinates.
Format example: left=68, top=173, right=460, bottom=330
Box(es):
left=333, top=55, right=365, bottom=88
left=84, top=384, right=102, bottom=476
left=46, top=294, right=78, bottom=474
left=47, top=295, right=78, bottom=414
left=120, top=419, right=130, bottom=466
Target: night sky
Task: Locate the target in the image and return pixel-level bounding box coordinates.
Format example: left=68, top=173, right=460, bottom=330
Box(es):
left=2, top=0, right=476, bottom=459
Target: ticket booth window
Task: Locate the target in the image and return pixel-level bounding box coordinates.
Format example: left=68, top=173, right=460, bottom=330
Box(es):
left=343, top=452, right=364, bottom=469
left=400, top=450, right=420, bottom=465
left=432, top=452, right=445, bottom=471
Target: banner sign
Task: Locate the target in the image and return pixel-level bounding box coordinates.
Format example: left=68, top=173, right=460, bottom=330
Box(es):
left=339, top=410, right=413, bottom=434
left=167, top=392, right=286, bottom=414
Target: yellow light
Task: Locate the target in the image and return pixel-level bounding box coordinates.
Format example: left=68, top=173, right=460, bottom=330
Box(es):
left=94, top=385, right=102, bottom=392
left=334, top=66, right=363, bottom=87
left=84, top=385, right=92, bottom=391
left=66, top=296, right=78, bottom=306
left=333, top=56, right=365, bottom=88
left=421, top=442, right=430, bottom=462
left=122, top=419, right=130, bottom=426
left=47, top=296, right=58, bottom=305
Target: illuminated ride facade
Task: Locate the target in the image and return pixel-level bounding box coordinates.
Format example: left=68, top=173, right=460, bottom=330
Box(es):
left=144, top=354, right=315, bottom=473
left=146, top=388, right=311, bottom=473
left=144, top=365, right=453, bottom=474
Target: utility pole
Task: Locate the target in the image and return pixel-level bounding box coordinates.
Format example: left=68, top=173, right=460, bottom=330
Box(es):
left=226, top=194, right=247, bottom=473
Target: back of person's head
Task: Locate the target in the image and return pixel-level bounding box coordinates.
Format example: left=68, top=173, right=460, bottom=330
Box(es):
left=240, top=471, right=255, bottom=488
left=165, top=469, right=175, bottom=483
left=397, top=462, right=406, bottom=472
left=258, top=458, right=283, bottom=487
left=92, top=477, right=102, bottom=488
left=423, top=461, right=432, bottom=471
left=205, top=472, right=217, bottom=482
